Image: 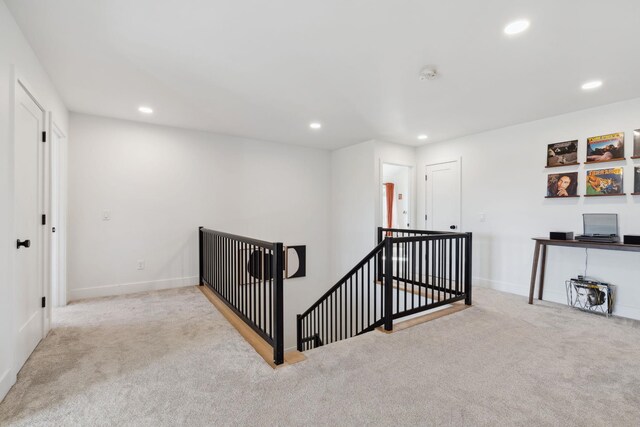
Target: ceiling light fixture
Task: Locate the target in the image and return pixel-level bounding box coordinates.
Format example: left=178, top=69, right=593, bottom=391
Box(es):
left=417, top=134, right=428, bottom=140
left=309, top=122, right=322, bottom=129
left=504, top=19, right=530, bottom=35
left=581, top=80, right=603, bottom=90
left=138, top=106, right=153, bottom=114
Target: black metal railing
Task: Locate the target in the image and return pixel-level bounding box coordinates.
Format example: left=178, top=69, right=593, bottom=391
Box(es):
left=297, top=227, right=472, bottom=351
left=199, top=227, right=284, bottom=365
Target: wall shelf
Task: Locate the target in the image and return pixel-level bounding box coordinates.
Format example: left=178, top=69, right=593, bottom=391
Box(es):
left=545, top=162, right=580, bottom=169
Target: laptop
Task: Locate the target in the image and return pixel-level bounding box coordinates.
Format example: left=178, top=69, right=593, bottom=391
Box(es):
left=575, top=213, right=619, bottom=243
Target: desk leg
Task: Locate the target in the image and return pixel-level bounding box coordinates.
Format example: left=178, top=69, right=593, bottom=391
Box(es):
left=538, top=244, right=547, bottom=301
left=528, top=241, right=541, bottom=304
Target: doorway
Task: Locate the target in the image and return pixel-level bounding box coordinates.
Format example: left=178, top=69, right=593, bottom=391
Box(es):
left=425, top=160, right=461, bottom=232
left=14, top=80, right=47, bottom=372
left=50, top=122, right=66, bottom=307
left=381, top=163, right=411, bottom=230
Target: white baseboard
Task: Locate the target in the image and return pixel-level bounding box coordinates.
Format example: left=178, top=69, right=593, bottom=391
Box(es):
left=0, top=368, right=16, bottom=403
left=474, top=276, right=640, bottom=321
left=68, top=276, right=199, bottom=301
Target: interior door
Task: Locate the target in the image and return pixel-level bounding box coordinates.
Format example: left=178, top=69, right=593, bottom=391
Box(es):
left=14, top=82, right=45, bottom=372
left=425, top=160, right=460, bottom=232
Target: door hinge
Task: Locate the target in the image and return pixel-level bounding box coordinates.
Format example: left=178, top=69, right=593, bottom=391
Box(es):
left=42, top=296, right=46, bottom=308
left=42, top=214, right=46, bottom=225
left=425, top=214, right=428, bottom=220
left=425, top=174, right=428, bottom=181
left=42, top=131, right=47, bottom=142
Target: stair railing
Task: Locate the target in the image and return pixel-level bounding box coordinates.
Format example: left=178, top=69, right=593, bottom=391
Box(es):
left=297, top=228, right=472, bottom=351
left=199, top=227, right=284, bottom=365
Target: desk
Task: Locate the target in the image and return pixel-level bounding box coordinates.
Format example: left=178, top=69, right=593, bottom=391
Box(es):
left=529, top=238, right=640, bottom=304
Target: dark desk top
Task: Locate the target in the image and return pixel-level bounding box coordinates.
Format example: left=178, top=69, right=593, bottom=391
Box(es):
left=533, top=238, right=640, bottom=252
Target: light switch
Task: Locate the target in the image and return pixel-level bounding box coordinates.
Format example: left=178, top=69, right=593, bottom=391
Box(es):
left=102, top=211, right=111, bottom=221
left=479, top=213, right=486, bottom=222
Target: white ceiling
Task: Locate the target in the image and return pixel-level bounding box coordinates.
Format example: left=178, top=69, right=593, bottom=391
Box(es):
left=6, top=0, right=640, bottom=149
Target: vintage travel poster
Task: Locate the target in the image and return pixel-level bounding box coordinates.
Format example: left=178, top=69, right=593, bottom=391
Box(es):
left=547, top=140, right=578, bottom=167
left=634, top=129, right=640, bottom=158
left=586, top=168, right=624, bottom=196
left=586, top=132, right=625, bottom=163
left=546, top=172, right=578, bottom=197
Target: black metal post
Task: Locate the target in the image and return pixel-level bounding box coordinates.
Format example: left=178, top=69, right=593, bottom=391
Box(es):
left=377, top=227, right=383, bottom=282
left=198, top=226, right=204, bottom=285
left=464, top=233, right=473, bottom=306
left=273, top=242, right=284, bottom=365
left=384, top=237, right=393, bottom=331
left=296, top=314, right=302, bottom=352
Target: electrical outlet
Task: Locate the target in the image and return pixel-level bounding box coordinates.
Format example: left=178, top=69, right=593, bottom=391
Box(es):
left=137, top=260, right=145, bottom=270
left=479, top=213, right=486, bottom=223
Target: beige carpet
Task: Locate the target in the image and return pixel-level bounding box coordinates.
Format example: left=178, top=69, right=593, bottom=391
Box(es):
left=1, top=286, right=639, bottom=426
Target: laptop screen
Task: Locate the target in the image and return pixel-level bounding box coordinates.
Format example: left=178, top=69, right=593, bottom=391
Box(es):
left=583, top=214, right=618, bottom=236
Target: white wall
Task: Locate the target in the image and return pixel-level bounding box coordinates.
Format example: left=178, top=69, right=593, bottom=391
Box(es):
left=0, top=1, right=68, bottom=401
left=417, top=97, right=640, bottom=320
left=330, top=140, right=416, bottom=280
left=68, top=113, right=331, bottom=349
left=330, top=141, right=376, bottom=279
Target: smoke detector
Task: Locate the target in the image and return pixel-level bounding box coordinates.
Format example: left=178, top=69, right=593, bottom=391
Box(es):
left=419, top=67, right=439, bottom=81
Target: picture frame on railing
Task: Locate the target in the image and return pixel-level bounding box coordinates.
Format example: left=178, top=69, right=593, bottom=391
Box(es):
left=634, top=167, right=640, bottom=195
left=633, top=129, right=640, bottom=159
left=547, top=140, right=578, bottom=167
left=546, top=172, right=579, bottom=198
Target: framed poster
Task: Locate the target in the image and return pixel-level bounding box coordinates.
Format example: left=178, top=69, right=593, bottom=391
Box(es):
left=546, top=172, right=579, bottom=198
left=547, top=140, right=578, bottom=167
left=586, top=132, right=625, bottom=163
left=634, top=166, right=640, bottom=195
left=585, top=167, right=624, bottom=196
left=633, top=129, right=640, bottom=159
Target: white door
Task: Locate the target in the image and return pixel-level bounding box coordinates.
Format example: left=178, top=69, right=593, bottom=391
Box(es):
left=14, top=82, right=45, bottom=371
left=425, top=160, right=461, bottom=232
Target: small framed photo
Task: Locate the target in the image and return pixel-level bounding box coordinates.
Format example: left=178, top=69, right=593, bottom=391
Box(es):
left=547, top=140, right=578, bottom=167
left=586, top=132, right=625, bottom=163
left=634, top=167, right=640, bottom=195
left=546, top=172, right=578, bottom=198
left=633, top=129, right=640, bottom=159
left=585, top=167, right=624, bottom=196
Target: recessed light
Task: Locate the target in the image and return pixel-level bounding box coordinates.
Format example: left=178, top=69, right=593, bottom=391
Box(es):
left=138, top=106, right=153, bottom=114
left=504, top=19, right=530, bottom=35
left=417, top=134, right=428, bottom=140
left=581, top=80, right=603, bottom=90
left=309, top=122, right=322, bottom=129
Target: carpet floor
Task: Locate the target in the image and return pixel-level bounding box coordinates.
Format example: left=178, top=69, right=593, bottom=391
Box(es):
left=1, top=286, right=639, bottom=426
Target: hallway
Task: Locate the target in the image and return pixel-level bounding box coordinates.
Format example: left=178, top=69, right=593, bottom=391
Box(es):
left=1, top=286, right=640, bottom=426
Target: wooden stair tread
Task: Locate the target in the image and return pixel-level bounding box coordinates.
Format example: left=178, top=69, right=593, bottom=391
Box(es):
left=376, top=303, right=469, bottom=334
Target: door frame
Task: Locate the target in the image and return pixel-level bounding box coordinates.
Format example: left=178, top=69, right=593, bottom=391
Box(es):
left=13, top=70, right=52, bottom=349
left=379, top=161, right=414, bottom=230
left=50, top=119, right=67, bottom=308
left=424, top=157, right=462, bottom=231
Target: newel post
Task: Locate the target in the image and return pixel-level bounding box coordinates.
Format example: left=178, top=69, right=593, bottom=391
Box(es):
left=198, top=226, right=204, bottom=286
left=384, top=237, right=393, bottom=331
left=273, top=242, right=284, bottom=365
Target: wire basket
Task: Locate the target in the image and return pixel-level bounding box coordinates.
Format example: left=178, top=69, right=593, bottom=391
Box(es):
left=565, top=279, right=615, bottom=317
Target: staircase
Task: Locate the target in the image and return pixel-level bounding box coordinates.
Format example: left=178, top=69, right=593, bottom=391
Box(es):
left=297, top=228, right=472, bottom=351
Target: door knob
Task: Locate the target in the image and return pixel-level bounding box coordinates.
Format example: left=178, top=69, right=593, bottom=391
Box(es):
left=450, top=225, right=457, bottom=230
left=16, top=239, right=31, bottom=249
